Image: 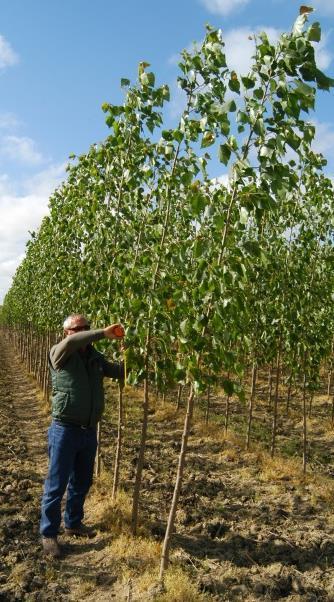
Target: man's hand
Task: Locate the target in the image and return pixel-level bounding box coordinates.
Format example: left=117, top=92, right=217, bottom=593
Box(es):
left=104, top=324, right=125, bottom=340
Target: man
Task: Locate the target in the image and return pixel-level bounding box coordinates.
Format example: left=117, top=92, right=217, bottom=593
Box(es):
left=40, top=313, right=125, bottom=558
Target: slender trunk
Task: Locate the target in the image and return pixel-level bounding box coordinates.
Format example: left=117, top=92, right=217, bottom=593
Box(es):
left=308, top=391, right=314, bottom=419
left=246, top=361, right=257, bottom=451
left=159, top=386, right=195, bottom=579
left=95, top=421, right=102, bottom=477
left=286, top=372, right=293, bottom=416
left=270, top=346, right=281, bottom=458
left=268, top=363, right=273, bottom=410
left=224, top=371, right=231, bottom=433
left=131, top=375, right=149, bottom=534
left=302, top=372, right=307, bottom=474
left=205, top=385, right=211, bottom=425
left=328, top=370, right=332, bottom=400
left=176, top=384, right=182, bottom=412
left=112, top=384, right=124, bottom=500
left=331, top=394, right=334, bottom=427
left=224, top=394, right=231, bottom=434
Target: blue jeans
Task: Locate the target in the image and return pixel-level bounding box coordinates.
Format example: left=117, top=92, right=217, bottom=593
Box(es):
left=40, top=421, right=98, bottom=537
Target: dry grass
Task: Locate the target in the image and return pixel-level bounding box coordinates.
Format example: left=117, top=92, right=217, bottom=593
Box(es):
left=106, top=533, right=161, bottom=571
left=135, top=566, right=208, bottom=602
left=308, top=473, right=334, bottom=507
left=154, top=405, right=182, bottom=423
left=258, top=451, right=334, bottom=508
left=87, top=471, right=134, bottom=536
left=259, top=454, right=303, bottom=483
left=9, top=561, right=32, bottom=587
left=86, top=469, right=208, bottom=600
left=71, top=578, right=96, bottom=598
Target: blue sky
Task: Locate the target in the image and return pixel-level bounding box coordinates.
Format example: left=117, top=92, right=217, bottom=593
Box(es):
left=0, top=0, right=333, bottom=302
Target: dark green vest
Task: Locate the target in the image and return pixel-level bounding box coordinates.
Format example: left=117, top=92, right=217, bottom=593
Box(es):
left=49, top=346, right=105, bottom=427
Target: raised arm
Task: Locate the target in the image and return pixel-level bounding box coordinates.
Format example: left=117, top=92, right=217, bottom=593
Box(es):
left=50, top=324, right=124, bottom=370
left=50, top=329, right=105, bottom=369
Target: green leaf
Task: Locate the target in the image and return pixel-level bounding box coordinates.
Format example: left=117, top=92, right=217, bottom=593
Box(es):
left=190, top=193, right=206, bottom=216
left=193, top=239, right=205, bottom=258
left=241, top=76, right=255, bottom=89
left=307, top=22, right=321, bottom=42
left=219, top=144, right=231, bottom=165
left=201, top=131, right=216, bottom=148
left=239, top=207, right=249, bottom=224
left=222, top=378, right=234, bottom=396
left=286, top=133, right=300, bottom=151
left=259, top=145, right=274, bottom=158
left=140, top=72, right=149, bottom=86
left=237, top=111, right=249, bottom=124
left=243, top=240, right=261, bottom=257
left=220, top=120, right=230, bottom=136
left=228, top=73, right=240, bottom=94
left=222, top=100, right=237, bottom=113
left=315, top=69, right=334, bottom=91
left=294, top=80, right=314, bottom=97
left=121, top=78, right=130, bottom=88
left=173, top=129, right=184, bottom=143
left=180, top=319, right=189, bottom=335
left=228, top=135, right=238, bottom=151
left=147, top=72, right=155, bottom=86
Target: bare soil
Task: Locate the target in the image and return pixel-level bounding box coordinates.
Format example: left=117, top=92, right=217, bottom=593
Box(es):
left=1, top=337, right=334, bottom=601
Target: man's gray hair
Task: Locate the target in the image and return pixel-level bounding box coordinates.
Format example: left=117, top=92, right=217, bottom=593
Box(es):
left=63, top=314, right=89, bottom=330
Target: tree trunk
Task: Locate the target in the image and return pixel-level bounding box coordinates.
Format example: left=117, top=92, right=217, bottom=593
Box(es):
left=270, top=346, right=281, bottom=458
left=95, top=421, right=102, bottom=477
left=268, top=363, right=273, bottom=410
left=328, top=370, right=332, bottom=400
left=159, top=385, right=195, bottom=579
left=205, top=385, right=211, bottom=425
left=131, top=375, right=149, bottom=534
left=176, top=384, right=182, bottom=412
left=246, top=361, right=257, bottom=451
left=286, top=371, right=293, bottom=416
left=224, top=394, right=231, bottom=434
left=308, top=390, right=314, bottom=419
left=302, top=372, right=307, bottom=474
left=112, top=384, right=124, bottom=500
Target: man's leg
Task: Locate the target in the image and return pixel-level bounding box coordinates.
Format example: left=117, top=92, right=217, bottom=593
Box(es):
left=64, top=428, right=97, bottom=529
left=40, top=422, right=78, bottom=537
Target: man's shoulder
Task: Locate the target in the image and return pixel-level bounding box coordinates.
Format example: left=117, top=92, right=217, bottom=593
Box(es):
left=90, top=346, right=106, bottom=361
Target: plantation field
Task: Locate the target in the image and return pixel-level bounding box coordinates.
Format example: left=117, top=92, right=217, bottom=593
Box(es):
left=2, top=339, right=334, bottom=601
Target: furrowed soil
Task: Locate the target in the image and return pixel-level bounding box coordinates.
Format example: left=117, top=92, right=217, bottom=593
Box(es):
left=1, top=337, right=334, bottom=601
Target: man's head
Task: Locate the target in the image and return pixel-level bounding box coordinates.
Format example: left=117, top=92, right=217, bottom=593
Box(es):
left=63, top=314, right=90, bottom=336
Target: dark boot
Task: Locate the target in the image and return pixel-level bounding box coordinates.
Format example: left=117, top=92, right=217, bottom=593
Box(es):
left=65, top=524, right=96, bottom=538
left=42, top=536, right=61, bottom=558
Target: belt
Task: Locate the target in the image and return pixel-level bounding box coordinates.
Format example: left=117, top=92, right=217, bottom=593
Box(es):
left=53, top=419, right=94, bottom=430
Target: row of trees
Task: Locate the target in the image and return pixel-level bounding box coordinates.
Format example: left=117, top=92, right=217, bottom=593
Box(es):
left=1, top=7, right=334, bottom=580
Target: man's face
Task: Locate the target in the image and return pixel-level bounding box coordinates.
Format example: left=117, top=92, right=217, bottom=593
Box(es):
left=65, top=317, right=90, bottom=336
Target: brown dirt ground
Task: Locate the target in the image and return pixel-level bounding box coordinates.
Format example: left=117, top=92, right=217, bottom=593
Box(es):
left=1, top=336, right=334, bottom=601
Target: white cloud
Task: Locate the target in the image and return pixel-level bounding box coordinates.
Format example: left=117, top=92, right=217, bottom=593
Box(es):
left=0, top=112, right=20, bottom=130
left=224, top=26, right=280, bottom=74
left=312, top=121, right=334, bottom=157
left=0, top=34, right=19, bottom=70
left=314, top=31, right=333, bottom=70
left=170, top=81, right=188, bottom=119
left=199, top=0, right=249, bottom=16
left=311, top=0, right=334, bottom=16
left=23, top=162, right=67, bottom=196
left=1, top=135, right=46, bottom=165
left=0, top=163, right=66, bottom=302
